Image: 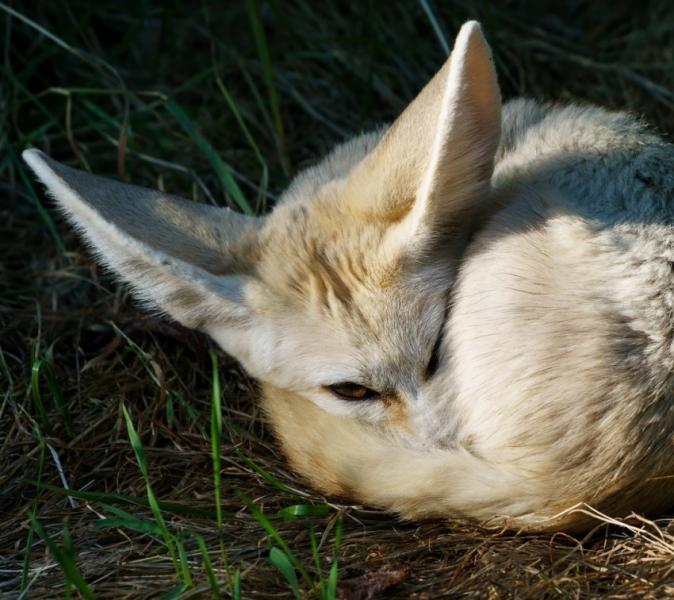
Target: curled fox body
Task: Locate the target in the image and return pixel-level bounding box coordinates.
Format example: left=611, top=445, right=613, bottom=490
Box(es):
left=24, top=22, right=674, bottom=531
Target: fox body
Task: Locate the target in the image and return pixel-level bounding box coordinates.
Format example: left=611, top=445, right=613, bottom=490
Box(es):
left=24, top=22, right=674, bottom=531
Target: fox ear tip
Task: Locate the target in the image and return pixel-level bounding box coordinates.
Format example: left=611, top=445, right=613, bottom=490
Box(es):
left=22, top=148, right=59, bottom=186
left=22, top=148, right=44, bottom=166
left=22, top=149, right=57, bottom=179
left=462, top=20, right=482, bottom=31
left=455, top=21, right=488, bottom=48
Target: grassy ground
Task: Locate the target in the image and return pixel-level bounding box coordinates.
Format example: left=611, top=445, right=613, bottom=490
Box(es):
left=3, top=0, right=674, bottom=597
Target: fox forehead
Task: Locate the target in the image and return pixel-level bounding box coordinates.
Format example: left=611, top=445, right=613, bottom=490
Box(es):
left=242, top=251, right=450, bottom=393
left=251, top=174, right=451, bottom=353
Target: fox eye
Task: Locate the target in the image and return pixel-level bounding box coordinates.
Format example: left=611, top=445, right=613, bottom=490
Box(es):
left=327, top=383, right=381, bottom=401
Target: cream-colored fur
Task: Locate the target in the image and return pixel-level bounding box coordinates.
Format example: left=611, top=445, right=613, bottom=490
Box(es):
left=23, top=21, right=674, bottom=531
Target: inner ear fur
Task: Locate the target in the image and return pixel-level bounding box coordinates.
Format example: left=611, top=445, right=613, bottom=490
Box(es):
left=346, top=21, right=502, bottom=249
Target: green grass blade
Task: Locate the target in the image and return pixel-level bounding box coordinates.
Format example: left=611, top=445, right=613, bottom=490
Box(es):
left=93, top=517, right=166, bottom=536
left=176, top=536, right=194, bottom=588
left=31, top=359, right=75, bottom=437
left=20, top=479, right=221, bottom=517
left=269, top=547, right=301, bottom=599
left=326, top=516, right=343, bottom=599
left=21, top=437, right=46, bottom=592
left=210, top=350, right=224, bottom=532
left=239, top=492, right=316, bottom=593
left=244, top=0, right=291, bottom=175
left=81, top=97, right=122, bottom=127
left=61, top=518, right=76, bottom=600
left=165, top=99, right=252, bottom=215
left=333, top=515, right=343, bottom=550
left=166, top=392, right=175, bottom=428
left=31, top=517, right=95, bottom=600
left=170, top=389, right=206, bottom=436
left=95, top=502, right=141, bottom=520
left=197, top=535, right=220, bottom=599
left=215, top=77, right=268, bottom=212
left=0, top=345, right=12, bottom=388
left=232, top=570, right=242, bottom=600
left=0, top=2, right=81, bottom=56
left=215, top=78, right=268, bottom=172
left=309, top=527, right=326, bottom=595
left=29, top=363, right=51, bottom=435
left=278, top=504, right=331, bottom=520
left=236, top=449, right=302, bottom=498
left=160, top=583, right=189, bottom=600
left=327, top=559, right=339, bottom=600
left=122, top=405, right=179, bottom=573
left=0, top=64, right=64, bottom=139
left=109, top=323, right=160, bottom=386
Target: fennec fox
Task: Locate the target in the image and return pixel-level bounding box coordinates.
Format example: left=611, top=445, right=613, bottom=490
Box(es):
left=23, top=21, right=674, bottom=531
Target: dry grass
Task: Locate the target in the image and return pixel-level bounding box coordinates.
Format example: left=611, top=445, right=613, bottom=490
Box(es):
left=3, top=0, right=674, bottom=597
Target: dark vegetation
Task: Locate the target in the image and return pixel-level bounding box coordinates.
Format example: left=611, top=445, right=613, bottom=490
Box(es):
left=2, top=0, right=674, bottom=597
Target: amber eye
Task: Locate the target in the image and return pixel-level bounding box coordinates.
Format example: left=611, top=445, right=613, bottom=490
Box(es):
left=327, top=383, right=380, bottom=401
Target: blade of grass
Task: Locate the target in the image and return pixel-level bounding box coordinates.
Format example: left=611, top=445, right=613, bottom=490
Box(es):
left=21, top=479, right=222, bottom=517
left=165, top=99, right=252, bottom=215
left=176, top=536, right=194, bottom=589
left=269, top=546, right=301, bottom=599
left=214, top=78, right=268, bottom=173
left=0, top=53, right=65, bottom=135
left=93, top=517, right=167, bottom=536
left=210, top=349, right=224, bottom=531
left=1, top=1, right=131, bottom=177
left=197, top=535, right=220, bottom=599
left=232, top=570, right=242, bottom=600
left=209, top=350, right=235, bottom=593
left=326, top=517, right=343, bottom=600
left=418, top=0, right=450, bottom=55
left=236, top=449, right=302, bottom=498
left=310, top=527, right=326, bottom=596
left=160, top=583, right=189, bottom=600
left=109, top=322, right=159, bottom=385
left=244, top=0, right=292, bottom=175
left=0, top=154, right=10, bottom=180
left=61, top=518, right=77, bottom=600
left=20, top=435, right=46, bottom=593
left=239, top=491, right=316, bottom=594
left=122, top=404, right=179, bottom=573
left=93, top=502, right=170, bottom=537
left=29, top=365, right=51, bottom=435
left=215, top=77, right=268, bottom=213
left=31, top=517, right=95, bottom=600
left=96, top=502, right=145, bottom=520
left=278, top=504, right=332, bottom=520
left=166, top=392, right=175, bottom=428
left=31, top=359, right=75, bottom=437
left=170, top=389, right=206, bottom=436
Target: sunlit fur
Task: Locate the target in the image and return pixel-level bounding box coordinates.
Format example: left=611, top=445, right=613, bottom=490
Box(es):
left=24, top=21, right=674, bottom=531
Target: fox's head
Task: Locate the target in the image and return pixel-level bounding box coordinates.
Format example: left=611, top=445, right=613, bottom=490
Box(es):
left=24, top=22, right=501, bottom=451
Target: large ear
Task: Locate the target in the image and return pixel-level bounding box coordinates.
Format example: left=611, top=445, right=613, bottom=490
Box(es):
left=348, top=21, right=501, bottom=250
left=23, top=149, right=263, bottom=330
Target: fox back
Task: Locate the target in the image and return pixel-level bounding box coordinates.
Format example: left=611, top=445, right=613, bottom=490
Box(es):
left=24, top=21, right=674, bottom=531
